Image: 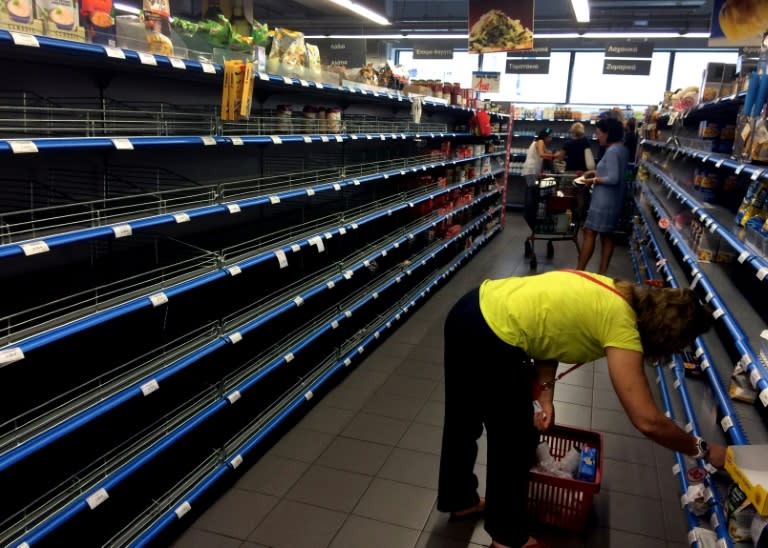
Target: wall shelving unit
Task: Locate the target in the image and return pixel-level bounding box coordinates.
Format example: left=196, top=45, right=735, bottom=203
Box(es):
left=0, top=32, right=509, bottom=547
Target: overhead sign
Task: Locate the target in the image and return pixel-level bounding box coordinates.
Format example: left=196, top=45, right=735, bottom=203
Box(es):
left=505, top=59, right=550, bottom=74
left=317, top=40, right=366, bottom=68
left=709, top=0, right=764, bottom=46
left=740, top=46, right=761, bottom=58
left=604, top=41, right=654, bottom=58
left=468, top=0, right=534, bottom=53
left=603, top=59, right=652, bottom=75
left=472, top=71, right=501, bottom=93
left=507, top=45, right=550, bottom=57
left=412, top=42, right=454, bottom=59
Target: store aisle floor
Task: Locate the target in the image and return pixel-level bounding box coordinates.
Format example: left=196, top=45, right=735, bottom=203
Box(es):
left=172, top=211, right=687, bottom=548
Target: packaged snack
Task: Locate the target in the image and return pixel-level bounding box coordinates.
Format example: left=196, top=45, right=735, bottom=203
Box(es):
left=80, top=0, right=114, bottom=45
left=302, top=105, right=318, bottom=134
left=268, top=27, right=306, bottom=76
left=275, top=104, right=292, bottom=133
left=724, top=482, right=755, bottom=543
left=305, top=43, right=321, bottom=79
left=37, top=0, right=85, bottom=41
left=239, top=60, right=253, bottom=119
left=326, top=107, right=342, bottom=133
left=1, top=0, right=44, bottom=35
left=146, top=30, right=172, bottom=55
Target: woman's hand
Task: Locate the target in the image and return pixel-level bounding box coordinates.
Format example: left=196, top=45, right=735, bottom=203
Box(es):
left=583, top=169, right=596, bottom=179
left=707, top=443, right=727, bottom=469
left=533, top=399, right=554, bottom=431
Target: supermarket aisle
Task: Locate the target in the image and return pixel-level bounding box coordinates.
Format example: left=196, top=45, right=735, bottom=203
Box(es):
left=171, top=211, right=687, bottom=548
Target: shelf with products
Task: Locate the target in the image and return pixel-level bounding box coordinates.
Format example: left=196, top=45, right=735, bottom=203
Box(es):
left=0, top=35, right=509, bottom=545
left=655, top=92, right=746, bottom=126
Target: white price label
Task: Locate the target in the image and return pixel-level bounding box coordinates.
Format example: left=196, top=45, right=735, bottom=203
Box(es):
left=339, top=227, right=347, bottom=235
left=702, top=154, right=711, bottom=162
left=372, top=291, right=379, bottom=299
left=735, top=163, right=746, bottom=175
left=274, top=249, right=288, bottom=269
left=226, top=203, right=241, bottom=214
left=282, top=75, right=293, bottom=85
left=753, top=169, right=763, bottom=181
left=672, top=463, right=681, bottom=475
left=709, top=222, right=717, bottom=233
left=201, top=136, right=216, bottom=146
left=137, top=52, right=157, bottom=66
left=366, top=134, right=373, bottom=140
left=324, top=232, right=333, bottom=240
left=344, top=358, right=352, bottom=366
left=0, top=347, right=24, bottom=366
left=227, top=390, right=241, bottom=403
left=760, top=388, right=768, bottom=407
left=169, top=57, right=186, bottom=69
left=284, top=352, right=294, bottom=363
left=8, top=140, right=38, bottom=154
left=308, top=236, right=325, bottom=252
left=258, top=72, right=269, bottom=81
left=715, top=158, right=725, bottom=168
left=20, top=240, right=49, bottom=256
left=149, top=292, right=168, bottom=307
left=306, top=188, right=315, bottom=196
left=321, top=135, right=329, bottom=143
left=343, top=270, right=353, bottom=280
left=173, top=212, right=190, bottom=223
left=86, top=488, right=109, bottom=510
left=333, top=183, right=342, bottom=191
left=334, top=135, right=343, bottom=142
left=381, top=250, right=387, bottom=257
left=673, top=379, right=681, bottom=389
left=695, top=347, right=704, bottom=358
left=293, top=296, right=304, bottom=307
left=140, top=379, right=160, bottom=396
left=112, top=224, right=132, bottom=238
left=380, top=134, right=386, bottom=141
left=394, top=242, right=400, bottom=248
left=331, top=320, right=339, bottom=329
left=291, top=244, right=301, bottom=253
left=700, top=360, right=710, bottom=370
left=302, top=135, right=313, bottom=143
left=690, top=273, right=702, bottom=289
left=721, top=415, right=734, bottom=431
left=299, top=79, right=309, bottom=87
left=326, top=280, right=335, bottom=289
left=687, top=529, right=697, bottom=543
left=351, top=223, right=358, bottom=229
left=374, top=331, right=380, bottom=339
left=270, top=136, right=283, bottom=144
left=738, top=251, right=750, bottom=263
left=304, top=391, right=314, bottom=400
left=757, top=267, right=768, bottom=280
left=111, top=138, right=133, bottom=150
left=231, top=136, right=244, bottom=146
left=684, top=422, right=693, bottom=433
left=103, top=46, right=126, bottom=59
left=175, top=502, right=192, bottom=518
left=10, top=32, right=39, bottom=47
left=705, top=292, right=714, bottom=302
left=351, top=134, right=359, bottom=140
left=713, top=308, right=724, bottom=319
left=344, top=310, right=352, bottom=318
left=269, top=195, right=281, bottom=205
left=352, top=178, right=360, bottom=186
left=751, top=368, right=762, bottom=388
left=230, top=455, right=243, bottom=469
left=357, top=346, right=365, bottom=354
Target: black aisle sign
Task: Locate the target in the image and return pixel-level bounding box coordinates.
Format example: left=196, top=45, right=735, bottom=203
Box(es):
left=740, top=46, right=761, bottom=58
left=603, top=59, right=652, bottom=75
left=413, top=42, right=454, bottom=59
left=604, top=41, right=654, bottom=58
left=318, top=40, right=366, bottom=68
left=505, top=59, right=550, bottom=74
left=507, top=46, right=550, bottom=58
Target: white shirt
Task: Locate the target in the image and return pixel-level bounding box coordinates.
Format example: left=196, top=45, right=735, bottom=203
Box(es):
left=522, top=140, right=543, bottom=176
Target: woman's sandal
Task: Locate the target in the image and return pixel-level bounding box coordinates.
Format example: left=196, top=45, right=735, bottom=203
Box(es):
left=448, top=497, right=485, bottom=522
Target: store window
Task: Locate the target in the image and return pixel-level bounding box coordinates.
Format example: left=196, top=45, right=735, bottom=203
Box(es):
left=397, top=50, right=478, bottom=88
left=669, top=51, right=738, bottom=92
left=479, top=51, right=570, bottom=103
left=570, top=51, right=671, bottom=106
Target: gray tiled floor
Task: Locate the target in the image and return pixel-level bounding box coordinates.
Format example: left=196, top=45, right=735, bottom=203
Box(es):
left=172, top=212, right=689, bottom=548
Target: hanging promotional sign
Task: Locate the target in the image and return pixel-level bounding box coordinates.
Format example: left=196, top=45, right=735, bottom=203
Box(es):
left=472, top=71, right=501, bottom=92
left=412, top=42, right=454, bottom=59
left=604, top=41, right=654, bottom=58
left=602, top=59, right=652, bottom=75
left=468, top=0, right=534, bottom=54
left=708, top=0, right=767, bottom=47
left=505, top=59, right=550, bottom=74
left=507, top=45, right=550, bottom=57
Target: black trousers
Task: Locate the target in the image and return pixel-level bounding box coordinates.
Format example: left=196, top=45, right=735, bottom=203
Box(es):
left=437, top=288, right=539, bottom=547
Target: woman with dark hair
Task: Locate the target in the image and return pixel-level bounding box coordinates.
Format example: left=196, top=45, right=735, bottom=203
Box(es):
left=576, top=118, right=628, bottom=274
left=437, top=269, right=725, bottom=548
left=521, top=128, right=563, bottom=187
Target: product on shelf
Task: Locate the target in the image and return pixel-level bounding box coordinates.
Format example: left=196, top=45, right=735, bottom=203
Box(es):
left=220, top=59, right=254, bottom=121
left=267, top=27, right=306, bottom=76
left=80, top=0, right=114, bottom=45
left=0, top=0, right=42, bottom=34
left=37, top=0, right=86, bottom=41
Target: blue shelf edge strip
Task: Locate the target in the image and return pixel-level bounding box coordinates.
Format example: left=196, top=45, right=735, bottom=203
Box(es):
left=6, top=213, right=502, bottom=548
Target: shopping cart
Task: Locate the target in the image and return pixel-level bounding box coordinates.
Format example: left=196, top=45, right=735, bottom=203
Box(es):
left=523, top=172, right=585, bottom=270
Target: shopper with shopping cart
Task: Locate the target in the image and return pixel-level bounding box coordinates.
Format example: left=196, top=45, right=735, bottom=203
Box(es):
left=576, top=118, right=628, bottom=275
left=437, top=269, right=726, bottom=548
left=521, top=128, right=564, bottom=230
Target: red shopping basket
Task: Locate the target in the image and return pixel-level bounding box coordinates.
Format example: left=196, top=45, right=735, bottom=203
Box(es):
left=528, top=424, right=603, bottom=531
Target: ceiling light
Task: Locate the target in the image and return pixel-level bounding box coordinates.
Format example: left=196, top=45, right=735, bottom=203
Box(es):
left=304, top=31, right=711, bottom=40
left=113, top=2, right=141, bottom=14
left=328, top=0, right=390, bottom=26
left=570, top=0, right=590, bottom=23
left=582, top=32, right=709, bottom=38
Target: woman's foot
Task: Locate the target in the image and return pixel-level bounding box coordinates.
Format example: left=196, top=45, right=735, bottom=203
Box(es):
left=490, top=536, right=548, bottom=548
left=449, top=497, right=485, bottom=521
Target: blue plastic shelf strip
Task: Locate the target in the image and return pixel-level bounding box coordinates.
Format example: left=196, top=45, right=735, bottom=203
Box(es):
left=631, top=221, right=658, bottom=281
left=123, top=223, right=501, bottom=548
left=6, top=210, right=500, bottom=548
left=641, top=159, right=768, bottom=281
left=630, top=216, right=734, bottom=547
left=634, top=194, right=750, bottom=446
left=0, top=186, right=501, bottom=475
left=0, top=165, right=501, bottom=365
left=0, top=151, right=503, bottom=259
left=640, top=185, right=768, bottom=409
left=0, top=29, right=509, bottom=121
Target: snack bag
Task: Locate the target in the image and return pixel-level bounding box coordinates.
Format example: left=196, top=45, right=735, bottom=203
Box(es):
left=80, top=0, right=114, bottom=45
left=305, top=42, right=321, bottom=79
left=268, top=27, right=305, bottom=76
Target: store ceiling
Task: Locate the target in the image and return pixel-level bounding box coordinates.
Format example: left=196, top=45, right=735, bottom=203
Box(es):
left=254, top=0, right=716, bottom=39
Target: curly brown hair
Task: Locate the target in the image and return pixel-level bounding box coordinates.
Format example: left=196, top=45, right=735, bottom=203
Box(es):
left=615, top=280, right=713, bottom=357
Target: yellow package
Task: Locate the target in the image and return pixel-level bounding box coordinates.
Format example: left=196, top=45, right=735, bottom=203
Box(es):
left=231, top=61, right=244, bottom=121
left=240, top=61, right=254, bottom=119
left=221, top=61, right=231, bottom=121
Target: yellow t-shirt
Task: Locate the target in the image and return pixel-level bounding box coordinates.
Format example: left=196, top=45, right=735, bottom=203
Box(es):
left=478, top=271, right=642, bottom=363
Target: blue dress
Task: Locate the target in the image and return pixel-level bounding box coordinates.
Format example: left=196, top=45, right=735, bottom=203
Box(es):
left=584, top=144, right=628, bottom=233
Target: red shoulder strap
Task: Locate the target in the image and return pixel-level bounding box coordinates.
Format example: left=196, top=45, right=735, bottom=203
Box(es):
left=560, top=269, right=630, bottom=305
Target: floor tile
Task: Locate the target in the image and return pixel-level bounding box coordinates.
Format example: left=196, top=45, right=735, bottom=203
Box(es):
left=297, top=405, right=356, bottom=435
left=378, top=375, right=438, bottom=400
left=600, top=432, right=656, bottom=465
left=192, top=489, right=278, bottom=540
left=269, top=427, right=335, bottom=462
left=417, top=334, right=444, bottom=351
left=414, top=401, right=445, bottom=427
left=362, top=391, right=426, bottom=421
left=593, top=388, right=624, bottom=411
left=429, top=382, right=446, bottom=403
left=316, top=436, right=392, bottom=476
left=329, top=515, right=420, bottom=548
left=591, top=408, right=644, bottom=439
left=247, top=500, right=346, bottom=548
left=378, top=448, right=441, bottom=489
left=395, top=360, right=444, bottom=381
left=235, top=454, right=310, bottom=497
left=405, top=345, right=444, bottom=365
left=594, top=372, right=615, bottom=391
left=554, top=383, right=593, bottom=407
left=585, top=528, right=666, bottom=548
left=415, top=530, right=486, bottom=548
left=171, top=528, right=244, bottom=548
left=553, top=401, right=592, bottom=429
left=285, top=464, right=372, bottom=512
left=319, top=384, right=378, bottom=411
left=592, top=490, right=667, bottom=538
left=341, top=412, right=411, bottom=445
left=398, top=422, right=444, bottom=455
left=557, top=368, right=594, bottom=389
left=422, top=502, right=487, bottom=543
left=376, top=341, right=418, bottom=359
left=660, top=495, right=689, bottom=542
left=359, top=352, right=403, bottom=375
left=343, top=368, right=390, bottom=391
left=352, top=478, right=437, bottom=530
left=600, top=458, right=661, bottom=499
